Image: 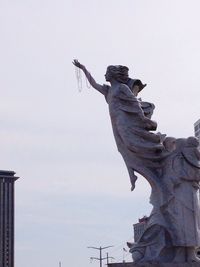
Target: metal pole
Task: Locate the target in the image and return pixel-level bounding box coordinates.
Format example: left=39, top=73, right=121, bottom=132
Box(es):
left=106, top=253, right=115, bottom=265
left=106, top=253, right=109, bottom=265
left=88, top=245, right=114, bottom=267
left=100, top=247, right=102, bottom=267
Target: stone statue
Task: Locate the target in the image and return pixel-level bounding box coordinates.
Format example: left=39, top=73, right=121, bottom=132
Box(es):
left=73, top=59, right=200, bottom=263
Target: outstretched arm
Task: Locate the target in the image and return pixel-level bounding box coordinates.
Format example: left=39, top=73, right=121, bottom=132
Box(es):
left=72, top=59, right=108, bottom=95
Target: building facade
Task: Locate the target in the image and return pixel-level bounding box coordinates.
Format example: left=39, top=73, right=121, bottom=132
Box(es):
left=0, top=170, right=18, bottom=267
left=133, top=216, right=148, bottom=243
left=194, top=119, right=200, bottom=142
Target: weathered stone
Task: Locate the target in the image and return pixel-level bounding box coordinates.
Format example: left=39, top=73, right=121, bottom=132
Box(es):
left=73, top=60, right=200, bottom=263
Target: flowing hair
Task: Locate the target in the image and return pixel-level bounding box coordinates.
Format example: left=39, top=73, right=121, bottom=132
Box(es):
left=106, top=65, right=129, bottom=83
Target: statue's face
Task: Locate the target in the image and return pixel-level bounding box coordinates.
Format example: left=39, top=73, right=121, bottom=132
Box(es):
left=105, top=69, right=112, bottom=82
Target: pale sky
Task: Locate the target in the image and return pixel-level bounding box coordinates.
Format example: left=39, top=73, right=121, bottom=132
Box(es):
left=0, top=0, right=200, bottom=266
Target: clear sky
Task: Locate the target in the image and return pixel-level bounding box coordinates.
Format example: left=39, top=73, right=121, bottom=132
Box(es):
left=1, top=0, right=200, bottom=266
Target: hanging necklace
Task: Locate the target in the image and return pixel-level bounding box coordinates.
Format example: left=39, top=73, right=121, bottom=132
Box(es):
left=75, top=66, right=82, bottom=92
left=75, top=65, right=91, bottom=91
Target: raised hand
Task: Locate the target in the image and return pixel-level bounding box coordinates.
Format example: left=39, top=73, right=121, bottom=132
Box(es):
left=72, top=59, right=84, bottom=69
left=72, top=59, right=106, bottom=95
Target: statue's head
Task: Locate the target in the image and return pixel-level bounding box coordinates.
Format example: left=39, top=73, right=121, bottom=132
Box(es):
left=175, top=137, right=199, bottom=149
left=187, top=136, right=199, bottom=147
left=163, top=137, right=176, bottom=152
left=105, top=65, right=129, bottom=83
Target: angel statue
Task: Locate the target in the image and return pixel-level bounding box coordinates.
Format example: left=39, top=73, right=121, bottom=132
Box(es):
left=73, top=59, right=200, bottom=263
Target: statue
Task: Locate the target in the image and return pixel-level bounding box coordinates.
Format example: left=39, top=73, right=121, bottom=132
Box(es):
left=73, top=59, right=200, bottom=263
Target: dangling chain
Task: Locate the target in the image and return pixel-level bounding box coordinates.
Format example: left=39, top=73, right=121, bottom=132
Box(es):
left=75, top=66, right=91, bottom=91
left=85, top=75, right=91, bottom=88
left=75, top=66, right=82, bottom=92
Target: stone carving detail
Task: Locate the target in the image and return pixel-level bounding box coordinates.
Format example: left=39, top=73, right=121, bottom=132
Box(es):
left=73, top=60, right=200, bottom=263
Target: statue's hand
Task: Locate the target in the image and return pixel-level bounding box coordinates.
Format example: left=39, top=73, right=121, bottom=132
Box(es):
left=72, top=59, right=85, bottom=69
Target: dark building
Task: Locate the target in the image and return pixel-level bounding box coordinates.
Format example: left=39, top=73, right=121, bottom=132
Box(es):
left=0, top=170, right=19, bottom=267
left=108, top=264, right=134, bottom=267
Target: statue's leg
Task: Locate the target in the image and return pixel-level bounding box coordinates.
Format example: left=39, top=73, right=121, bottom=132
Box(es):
left=126, top=166, right=137, bottom=191
left=132, top=248, right=145, bottom=262
left=130, top=225, right=170, bottom=263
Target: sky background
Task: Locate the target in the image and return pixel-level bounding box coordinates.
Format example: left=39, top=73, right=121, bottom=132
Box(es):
left=0, top=0, right=200, bottom=266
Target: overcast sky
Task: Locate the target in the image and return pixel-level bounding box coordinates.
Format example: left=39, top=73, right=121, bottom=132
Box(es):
left=1, top=0, right=200, bottom=266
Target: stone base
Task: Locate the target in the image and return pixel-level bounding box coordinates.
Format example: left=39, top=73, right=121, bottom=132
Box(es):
left=108, top=263, right=200, bottom=267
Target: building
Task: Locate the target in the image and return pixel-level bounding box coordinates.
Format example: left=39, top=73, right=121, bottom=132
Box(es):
left=0, top=170, right=19, bottom=267
left=108, top=263, right=134, bottom=267
left=194, top=119, right=200, bottom=142
left=133, top=216, right=148, bottom=243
